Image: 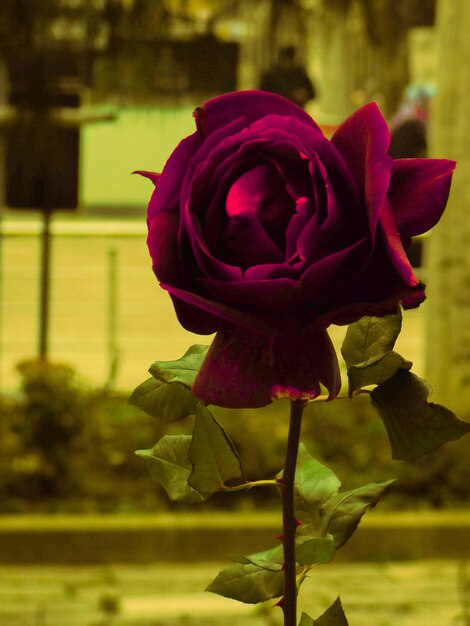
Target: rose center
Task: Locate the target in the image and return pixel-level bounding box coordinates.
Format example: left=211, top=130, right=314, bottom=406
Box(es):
left=224, top=163, right=296, bottom=268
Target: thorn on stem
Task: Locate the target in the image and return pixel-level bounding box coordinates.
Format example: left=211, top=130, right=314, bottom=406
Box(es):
left=274, top=597, right=285, bottom=609
left=276, top=534, right=284, bottom=541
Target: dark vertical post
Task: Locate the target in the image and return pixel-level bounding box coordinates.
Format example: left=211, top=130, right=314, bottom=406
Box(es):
left=38, top=208, right=52, bottom=360
left=107, top=245, right=118, bottom=387
left=0, top=58, right=8, bottom=388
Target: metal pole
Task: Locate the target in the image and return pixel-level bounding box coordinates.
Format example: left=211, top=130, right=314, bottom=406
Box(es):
left=107, top=245, right=118, bottom=387
left=0, top=57, right=8, bottom=388
left=38, top=208, right=52, bottom=360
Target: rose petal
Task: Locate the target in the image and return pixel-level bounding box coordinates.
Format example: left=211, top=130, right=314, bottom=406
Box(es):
left=320, top=283, right=426, bottom=327
left=200, top=90, right=322, bottom=138
left=297, top=153, right=355, bottom=263
left=222, top=164, right=294, bottom=264
left=189, top=212, right=243, bottom=281
left=378, top=199, right=419, bottom=287
left=388, top=158, right=456, bottom=237
left=169, top=294, right=221, bottom=336
left=184, top=124, right=318, bottom=262
left=267, top=153, right=313, bottom=201
left=198, top=276, right=299, bottom=313
left=185, top=115, right=360, bottom=267
left=300, top=237, right=370, bottom=295
left=253, top=115, right=352, bottom=180
left=187, top=114, right=334, bottom=215
left=147, top=212, right=180, bottom=283
left=192, top=325, right=341, bottom=408
left=181, top=117, right=251, bottom=216
left=192, top=148, right=260, bottom=258
left=147, top=133, right=202, bottom=223
left=244, top=259, right=304, bottom=281
left=285, top=197, right=315, bottom=259
left=315, top=228, right=424, bottom=327
left=332, top=102, right=393, bottom=240
left=160, top=282, right=290, bottom=335
left=225, top=213, right=286, bottom=266
left=182, top=129, right=270, bottom=258
left=226, top=163, right=294, bottom=252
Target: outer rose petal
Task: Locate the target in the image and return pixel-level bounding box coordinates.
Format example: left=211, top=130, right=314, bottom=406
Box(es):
left=146, top=133, right=202, bottom=222
left=161, top=282, right=291, bottom=335
left=169, top=295, right=220, bottom=336
left=198, top=276, right=299, bottom=313
left=192, top=325, right=341, bottom=408
left=148, top=214, right=220, bottom=335
left=316, top=235, right=426, bottom=329
left=147, top=212, right=180, bottom=284
left=319, top=283, right=426, bottom=327
left=332, top=102, right=393, bottom=240
left=388, top=158, right=456, bottom=237
left=198, top=90, right=321, bottom=138
left=378, top=199, right=419, bottom=287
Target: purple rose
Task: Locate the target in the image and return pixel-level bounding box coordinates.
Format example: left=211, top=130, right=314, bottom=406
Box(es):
left=140, top=91, right=454, bottom=408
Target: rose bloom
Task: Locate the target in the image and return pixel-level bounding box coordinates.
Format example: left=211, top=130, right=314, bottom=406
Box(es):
left=139, top=91, right=454, bottom=408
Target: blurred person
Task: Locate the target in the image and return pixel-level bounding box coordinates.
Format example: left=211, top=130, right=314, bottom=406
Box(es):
left=389, top=85, right=434, bottom=273
left=259, top=45, right=316, bottom=109
left=389, top=84, right=433, bottom=158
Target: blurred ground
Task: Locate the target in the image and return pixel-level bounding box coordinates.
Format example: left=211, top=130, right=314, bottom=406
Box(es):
left=0, top=560, right=465, bottom=626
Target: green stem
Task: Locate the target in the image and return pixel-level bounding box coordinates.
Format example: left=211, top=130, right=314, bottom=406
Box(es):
left=296, top=565, right=310, bottom=592
left=221, top=479, right=279, bottom=492
left=280, top=398, right=307, bottom=626
left=311, top=389, right=370, bottom=403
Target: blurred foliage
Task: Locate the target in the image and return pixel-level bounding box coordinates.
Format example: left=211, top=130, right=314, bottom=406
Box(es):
left=0, top=0, right=438, bottom=112
left=0, top=360, right=166, bottom=513
left=1, top=359, right=469, bottom=513
left=215, top=396, right=470, bottom=510
left=0, top=0, right=239, bottom=104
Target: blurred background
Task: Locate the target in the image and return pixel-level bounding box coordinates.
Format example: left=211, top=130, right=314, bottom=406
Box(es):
left=0, top=0, right=442, bottom=392
left=1, top=2, right=470, bottom=624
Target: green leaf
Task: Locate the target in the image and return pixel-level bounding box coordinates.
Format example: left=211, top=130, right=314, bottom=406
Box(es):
left=296, top=537, right=335, bottom=566
left=313, top=597, right=349, bottom=625
left=371, top=370, right=470, bottom=460
left=320, top=480, right=395, bottom=548
left=341, top=310, right=402, bottom=368
left=206, top=559, right=284, bottom=604
left=294, top=447, right=393, bottom=556
left=135, top=436, right=204, bottom=504
left=347, top=351, right=412, bottom=396
left=129, top=377, right=199, bottom=421
left=228, top=554, right=251, bottom=565
left=299, top=613, right=314, bottom=626
left=188, top=404, right=242, bottom=495
left=293, top=444, right=341, bottom=529
left=295, top=444, right=341, bottom=505
left=230, top=545, right=283, bottom=571
left=149, top=344, right=210, bottom=388
left=341, top=311, right=408, bottom=396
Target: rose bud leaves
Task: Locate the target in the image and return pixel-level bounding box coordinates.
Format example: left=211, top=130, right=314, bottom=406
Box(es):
left=341, top=309, right=412, bottom=396
left=140, top=91, right=455, bottom=409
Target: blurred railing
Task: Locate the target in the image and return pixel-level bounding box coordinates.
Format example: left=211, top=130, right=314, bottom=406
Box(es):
left=0, top=217, right=426, bottom=392
left=1, top=216, right=206, bottom=391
